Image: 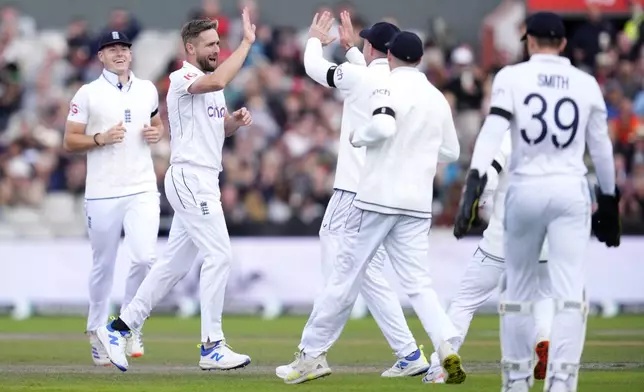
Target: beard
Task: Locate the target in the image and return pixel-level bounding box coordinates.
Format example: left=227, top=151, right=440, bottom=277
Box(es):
left=197, top=54, right=217, bottom=72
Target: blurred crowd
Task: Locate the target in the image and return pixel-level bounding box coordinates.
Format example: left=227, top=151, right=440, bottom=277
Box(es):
left=1, top=0, right=644, bottom=238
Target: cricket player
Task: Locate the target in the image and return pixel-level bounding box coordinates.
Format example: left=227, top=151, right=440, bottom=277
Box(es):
left=93, top=9, right=257, bottom=372
left=275, top=12, right=428, bottom=380
left=63, top=31, right=163, bottom=366
left=280, top=31, right=466, bottom=385
left=454, top=12, right=621, bottom=392
left=424, top=132, right=555, bottom=384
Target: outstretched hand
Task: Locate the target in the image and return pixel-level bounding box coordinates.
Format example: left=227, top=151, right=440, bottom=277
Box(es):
left=308, top=11, right=336, bottom=47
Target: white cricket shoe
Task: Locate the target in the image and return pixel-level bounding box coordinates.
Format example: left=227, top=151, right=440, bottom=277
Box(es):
left=438, top=340, right=467, bottom=384
left=381, top=346, right=430, bottom=377
left=95, top=323, right=130, bottom=372
left=282, top=351, right=332, bottom=384
left=422, top=365, right=446, bottom=383
left=276, top=352, right=299, bottom=379
left=88, top=331, right=110, bottom=366
left=199, top=341, right=251, bottom=370
left=502, top=378, right=530, bottom=392
left=125, top=330, right=144, bottom=358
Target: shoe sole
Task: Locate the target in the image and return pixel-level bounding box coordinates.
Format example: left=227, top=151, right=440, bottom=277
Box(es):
left=95, top=329, right=128, bottom=372
left=442, top=354, right=466, bottom=384
left=381, top=364, right=430, bottom=378
left=200, top=358, right=251, bottom=371
left=284, top=368, right=332, bottom=385
left=534, top=341, right=549, bottom=381
left=129, top=353, right=144, bottom=358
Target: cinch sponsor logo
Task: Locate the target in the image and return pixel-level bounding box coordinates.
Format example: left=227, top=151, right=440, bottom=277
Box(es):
left=207, top=106, right=227, bottom=119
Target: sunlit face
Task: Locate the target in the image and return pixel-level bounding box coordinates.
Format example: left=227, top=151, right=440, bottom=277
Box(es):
left=186, top=28, right=220, bottom=72
left=98, top=44, right=132, bottom=74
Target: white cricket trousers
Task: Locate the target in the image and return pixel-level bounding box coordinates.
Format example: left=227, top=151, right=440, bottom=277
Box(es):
left=446, top=248, right=554, bottom=353
left=502, top=176, right=590, bottom=383
left=85, top=191, right=160, bottom=332
left=120, top=164, right=232, bottom=343
left=299, top=190, right=418, bottom=358
left=300, top=205, right=459, bottom=357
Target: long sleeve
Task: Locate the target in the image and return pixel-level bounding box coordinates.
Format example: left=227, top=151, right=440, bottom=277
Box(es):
left=438, top=103, right=460, bottom=162
left=586, top=83, right=616, bottom=195
left=351, top=81, right=396, bottom=147
left=345, top=47, right=366, bottom=66
left=303, top=38, right=362, bottom=92
left=470, top=67, right=514, bottom=173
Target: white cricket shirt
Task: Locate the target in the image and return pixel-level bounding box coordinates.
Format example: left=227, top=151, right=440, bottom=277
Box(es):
left=303, top=38, right=387, bottom=193
left=478, top=132, right=549, bottom=261
left=166, top=61, right=227, bottom=172
left=471, top=54, right=615, bottom=194
left=67, top=69, right=159, bottom=199
left=351, top=67, right=460, bottom=217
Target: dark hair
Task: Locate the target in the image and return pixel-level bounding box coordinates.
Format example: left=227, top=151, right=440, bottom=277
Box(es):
left=181, top=19, right=219, bottom=46
left=534, top=37, right=564, bottom=49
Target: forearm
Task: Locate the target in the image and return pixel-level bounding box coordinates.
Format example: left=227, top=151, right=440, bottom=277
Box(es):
left=345, top=47, right=366, bottom=66
left=63, top=133, right=101, bottom=153
left=224, top=117, right=240, bottom=137
left=205, top=41, right=252, bottom=91
left=469, top=115, right=509, bottom=173
left=438, top=132, right=460, bottom=163
left=352, top=116, right=395, bottom=147
left=588, top=136, right=617, bottom=195
left=304, top=38, right=336, bottom=87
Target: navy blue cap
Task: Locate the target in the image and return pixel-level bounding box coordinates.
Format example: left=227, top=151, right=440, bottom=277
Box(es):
left=385, top=31, right=423, bottom=63
left=359, top=22, right=400, bottom=54
left=98, top=31, right=132, bottom=51
left=521, top=12, right=565, bottom=41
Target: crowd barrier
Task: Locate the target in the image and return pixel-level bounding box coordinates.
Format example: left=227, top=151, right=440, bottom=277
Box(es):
left=1, top=230, right=643, bottom=317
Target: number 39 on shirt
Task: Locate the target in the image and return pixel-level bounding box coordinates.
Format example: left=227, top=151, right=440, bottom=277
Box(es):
left=520, top=93, right=579, bottom=149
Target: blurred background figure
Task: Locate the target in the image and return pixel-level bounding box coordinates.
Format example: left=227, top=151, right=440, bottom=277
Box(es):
left=0, top=0, right=643, bottom=239
left=0, top=0, right=642, bottom=321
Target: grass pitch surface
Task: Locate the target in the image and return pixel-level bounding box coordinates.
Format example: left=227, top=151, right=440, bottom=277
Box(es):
left=0, top=315, right=642, bottom=391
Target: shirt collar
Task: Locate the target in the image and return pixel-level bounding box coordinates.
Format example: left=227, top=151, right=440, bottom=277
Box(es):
left=368, top=58, right=389, bottom=68
left=102, top=69, right=134, bottom=90
left=182, top=61, right=206, bottom=75
left=529, top=54, right=571, bottom=65
left=391, top=66, right=420, bottom=75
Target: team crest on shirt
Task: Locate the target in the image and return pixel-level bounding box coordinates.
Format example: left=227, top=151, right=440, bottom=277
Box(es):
left=200, top=201, right=210, bottom=215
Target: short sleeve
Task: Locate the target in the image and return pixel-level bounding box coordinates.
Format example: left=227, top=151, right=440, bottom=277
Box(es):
left=67, top=85, right=90, bottom=124
left=330, top=62, right=364, bottom=93
left=170, top=68, right=204, bottom=96
left=488, top=67, right=514, bottom=120
left=149, top=81, right=160, bottom=117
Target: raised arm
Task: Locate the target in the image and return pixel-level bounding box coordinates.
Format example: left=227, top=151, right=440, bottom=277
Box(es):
left=339, top=10, right=366, bottom=66
left=303, top=11, right=362, bottom=91
left=187, top=7, right=256, bottom=94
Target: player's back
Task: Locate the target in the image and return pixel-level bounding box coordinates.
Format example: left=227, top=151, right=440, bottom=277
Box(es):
left=334, top=60, right=390, bottom=193
left=356, top=67, right=451, bottom=213
left=499, top=54, right=604, bottom=179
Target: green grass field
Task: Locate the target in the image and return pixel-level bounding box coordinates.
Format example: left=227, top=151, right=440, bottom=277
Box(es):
left=0, top=315, right=642, bottom=391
